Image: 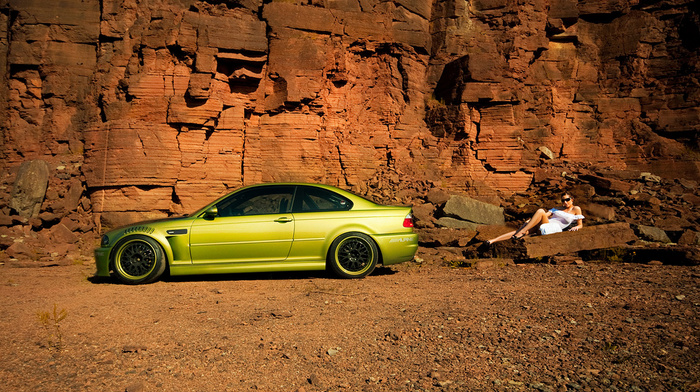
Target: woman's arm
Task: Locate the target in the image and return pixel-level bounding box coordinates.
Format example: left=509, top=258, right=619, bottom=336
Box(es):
left=568, top=206, right=583, bottom=231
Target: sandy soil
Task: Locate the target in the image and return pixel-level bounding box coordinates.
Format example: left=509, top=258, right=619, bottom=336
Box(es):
left=0, top=252, right=698, bottom=392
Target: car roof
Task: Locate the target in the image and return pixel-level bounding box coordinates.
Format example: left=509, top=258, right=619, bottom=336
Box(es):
left=191, top=182, right=379, bottom=216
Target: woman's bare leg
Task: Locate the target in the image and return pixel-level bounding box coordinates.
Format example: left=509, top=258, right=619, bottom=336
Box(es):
left=486, top=230, right=517, bottom=244
left=513, top=209, right=550, bottom=238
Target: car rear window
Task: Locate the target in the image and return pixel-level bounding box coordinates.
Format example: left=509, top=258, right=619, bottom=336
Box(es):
left=296, top=186, right=353, bottom=212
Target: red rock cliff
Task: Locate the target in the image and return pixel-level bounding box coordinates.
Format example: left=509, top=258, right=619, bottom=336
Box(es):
left=0, top=0, right=698, bottom=231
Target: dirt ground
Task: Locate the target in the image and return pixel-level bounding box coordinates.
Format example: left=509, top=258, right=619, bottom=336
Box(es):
left=0, top=251, right=698, bottom=392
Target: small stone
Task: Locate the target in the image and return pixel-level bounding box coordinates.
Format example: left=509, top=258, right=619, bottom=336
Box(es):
left=675, top=295, right=686, bottom=301
left=308, top=374, right=322, bottom=386
left=640, top=172, right=661, bottom=183
left=124, top=381, right=145, bottom=392
left=538, top=146, right=555, bottom=160
left=122, top=345, right=147, bottom=353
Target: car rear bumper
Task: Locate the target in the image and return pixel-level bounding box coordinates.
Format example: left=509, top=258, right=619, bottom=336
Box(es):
left=375, top=233, right=419, bottom=265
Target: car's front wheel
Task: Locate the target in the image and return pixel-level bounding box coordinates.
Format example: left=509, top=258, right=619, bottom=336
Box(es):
left=328, top=232, right=378, bottom=278
left=111, top=235, right=166, bottom=284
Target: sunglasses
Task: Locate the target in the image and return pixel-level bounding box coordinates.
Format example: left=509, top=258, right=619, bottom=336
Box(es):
left=562, top=197, right=572, bottom=202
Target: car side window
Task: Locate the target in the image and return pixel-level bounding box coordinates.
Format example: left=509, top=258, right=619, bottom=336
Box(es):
left=296, top=186, right=353, bottom=212
left=216, top=186, right=294, bottom=217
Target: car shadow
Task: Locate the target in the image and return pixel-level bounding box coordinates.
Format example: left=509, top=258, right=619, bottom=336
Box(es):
left=87, top=266, right=397, bottom=285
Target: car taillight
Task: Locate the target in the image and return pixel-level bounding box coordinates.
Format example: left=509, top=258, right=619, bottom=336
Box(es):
left=403, top=213, right=414, bottom=228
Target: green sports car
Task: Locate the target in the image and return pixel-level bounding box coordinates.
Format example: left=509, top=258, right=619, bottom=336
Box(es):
left=95, top=183, right=419, bottom=284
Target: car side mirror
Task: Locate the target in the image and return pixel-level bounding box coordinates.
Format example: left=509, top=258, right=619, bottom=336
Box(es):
left=203, top=206, right=218, bottom=219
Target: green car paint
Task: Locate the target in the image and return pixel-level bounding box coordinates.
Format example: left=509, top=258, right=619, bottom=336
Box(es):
left=95, top=183, right=419, bottom=284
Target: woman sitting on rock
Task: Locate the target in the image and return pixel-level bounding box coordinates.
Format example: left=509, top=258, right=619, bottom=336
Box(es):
left=486, top=193, right=584, bottom=245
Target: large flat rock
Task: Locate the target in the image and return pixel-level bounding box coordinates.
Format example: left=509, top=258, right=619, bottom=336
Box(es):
left=485, top=223, right=639, bottom=260
left=522, top=223, right=638, bottom=258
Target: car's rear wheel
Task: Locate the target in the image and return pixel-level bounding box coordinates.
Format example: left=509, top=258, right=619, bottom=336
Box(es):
left=111, top=235, right=166, bottom=285
left=328, top=232, right=378, bottom=278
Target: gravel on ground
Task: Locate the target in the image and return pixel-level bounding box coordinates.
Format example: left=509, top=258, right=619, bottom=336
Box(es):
left=0, top=253, right=698, bottom=392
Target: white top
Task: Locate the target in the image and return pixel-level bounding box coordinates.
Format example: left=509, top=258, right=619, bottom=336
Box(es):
left=548, top=208, right=585, bottom=230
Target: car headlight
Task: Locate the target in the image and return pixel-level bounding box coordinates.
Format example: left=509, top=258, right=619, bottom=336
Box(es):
left=101, top=235, right=110, bottom=247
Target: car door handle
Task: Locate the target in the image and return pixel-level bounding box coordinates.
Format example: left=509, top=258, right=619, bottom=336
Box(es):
left=275, top=217, right=293, bottom=223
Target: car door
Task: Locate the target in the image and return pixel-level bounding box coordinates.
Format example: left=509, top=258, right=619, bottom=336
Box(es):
left=286, top=185, right=354, bottom=262
left=189, top=185, right=295, bottom=264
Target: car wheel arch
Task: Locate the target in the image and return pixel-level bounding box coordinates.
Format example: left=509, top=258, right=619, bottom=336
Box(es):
left=109, top=234, right=173, bottom=266
left=109, top=234, right=170, bottom=284
left=326, top=231, right=382, bottom=278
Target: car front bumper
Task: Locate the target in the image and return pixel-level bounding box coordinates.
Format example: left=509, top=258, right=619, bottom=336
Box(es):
left=94, top=248, right=111, bottom=277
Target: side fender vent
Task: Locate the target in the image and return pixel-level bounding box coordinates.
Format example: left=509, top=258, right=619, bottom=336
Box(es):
left=124, top=226, right=155, bottom=235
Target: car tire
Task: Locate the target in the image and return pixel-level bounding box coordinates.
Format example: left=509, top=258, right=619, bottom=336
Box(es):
left=327, top=232, right=378, bottom=278
left=111, top=235, right=167, bottom=285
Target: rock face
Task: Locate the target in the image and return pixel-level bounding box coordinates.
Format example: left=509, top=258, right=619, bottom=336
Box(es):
left=0, top=0, right=698, bottom=236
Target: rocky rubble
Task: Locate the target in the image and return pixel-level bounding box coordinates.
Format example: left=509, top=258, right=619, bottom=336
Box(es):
left=0, top=158, right=698, bottom=267
left=0, top=158, right=95, bottom=265
left=408, top=163, right=700, bottom=265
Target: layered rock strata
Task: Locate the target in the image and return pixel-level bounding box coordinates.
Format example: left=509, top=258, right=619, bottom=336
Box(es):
left=0, top=0, right=698, bottom=240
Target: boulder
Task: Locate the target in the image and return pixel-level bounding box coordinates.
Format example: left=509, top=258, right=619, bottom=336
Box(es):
left=417, top=228, right=476, bottom=247
left=581, top=202, right=616, bottom=221
left=10, top=160, right=50, bottom=218
left=426, top=189, right=450, bottom=206
left=443, top=195, right=505, bottom=225
left=5, top=240, right=40, bottom=260
left=678, top=230, right=700, bottom=246
left=474, top=224, right=519, bottom=243
left=435, top=217, right=479, bottom=230
left=0, top=227, right=17, bottom=248
left=523, top=223, right=638, bottom=258
left=0, top=214, right=13, bottom=227
left=580, top=174, right=634, bottom=194
left=435, top=217, right=478, bottom=230
left=411, top=202, right=436, bottom=228
left=49, top=223, right=79, bottom=245
left=635, top=225, right=672, bottom=243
